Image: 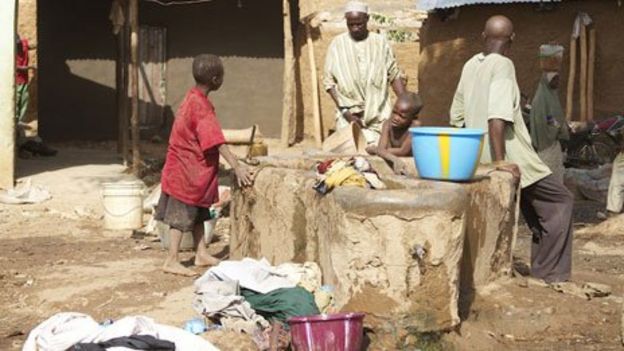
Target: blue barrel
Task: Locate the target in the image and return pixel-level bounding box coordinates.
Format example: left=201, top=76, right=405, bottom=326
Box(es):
left=410, top=127, right=486, bottom=181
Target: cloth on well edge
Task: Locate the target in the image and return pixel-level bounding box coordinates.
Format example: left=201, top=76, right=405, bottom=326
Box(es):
left=241, top=287, right=320, bottom=325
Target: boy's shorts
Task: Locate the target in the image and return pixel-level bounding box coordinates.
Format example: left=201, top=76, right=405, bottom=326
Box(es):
left=154, top=193, right=211, bottom=232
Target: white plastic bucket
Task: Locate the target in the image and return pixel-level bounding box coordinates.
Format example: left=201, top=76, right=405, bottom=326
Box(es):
left=102, top=181, right=144, bottom=230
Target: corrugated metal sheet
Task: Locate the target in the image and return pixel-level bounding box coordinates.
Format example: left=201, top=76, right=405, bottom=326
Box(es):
left=418, top=0, right=560, bottom=11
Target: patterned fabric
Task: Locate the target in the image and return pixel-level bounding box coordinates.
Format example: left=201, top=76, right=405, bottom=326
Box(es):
left=323, top=32, right=401, bottom=143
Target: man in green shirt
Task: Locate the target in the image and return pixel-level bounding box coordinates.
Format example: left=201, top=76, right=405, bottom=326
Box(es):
left=450, top=15, right=573, bottom=283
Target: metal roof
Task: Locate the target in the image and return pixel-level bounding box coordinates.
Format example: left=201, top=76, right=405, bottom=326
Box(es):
left=418, top=0, right=560, bottom=11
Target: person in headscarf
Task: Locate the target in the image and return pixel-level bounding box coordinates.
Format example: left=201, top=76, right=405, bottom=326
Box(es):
left=323, top=1, right=406, bottom=145
left=529, top=67, right=569, bottom=183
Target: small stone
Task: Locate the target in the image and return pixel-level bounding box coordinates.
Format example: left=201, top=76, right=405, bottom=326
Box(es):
left=152, top=292, right=167, bottom=298
left=503, top=334, right=515, bottom=340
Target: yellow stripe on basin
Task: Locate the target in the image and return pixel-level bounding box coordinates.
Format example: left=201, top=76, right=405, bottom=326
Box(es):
left=438, top=134, right=451, bottom=178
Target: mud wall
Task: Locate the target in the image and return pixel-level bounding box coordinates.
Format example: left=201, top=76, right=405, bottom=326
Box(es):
left=141, top=0, right=285, bottom=137
left=37, top=0, right=284, bottom=141
left=419, top=0, right=624, bottom=126
left=38, top=0, right=117, bottom=141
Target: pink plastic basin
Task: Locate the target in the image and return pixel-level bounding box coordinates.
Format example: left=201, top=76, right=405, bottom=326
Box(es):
left=287, top=312, right=365, bottom=351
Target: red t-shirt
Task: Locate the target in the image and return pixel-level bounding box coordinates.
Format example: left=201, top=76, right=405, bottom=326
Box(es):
left=16, top=39, right=29, bottom=85
left=161, top=87, right=226, bottom=208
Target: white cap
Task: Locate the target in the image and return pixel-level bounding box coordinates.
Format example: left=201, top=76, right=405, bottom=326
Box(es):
left=345, top=1, right=368, bottom=14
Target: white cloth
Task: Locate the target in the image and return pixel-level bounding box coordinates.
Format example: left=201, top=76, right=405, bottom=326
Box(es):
left=572, top=12, right=592, bottom=39
left=345, top=1, right=368, bottom=14
left=607, top=152, right=624, bottom=213
left=23, top=313, right=220, bottom=351
left=0, top=178, right=51, bottom=204
left=195, top=258, right=297, bottom=294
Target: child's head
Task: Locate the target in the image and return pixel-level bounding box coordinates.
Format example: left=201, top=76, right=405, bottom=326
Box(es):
left=193, top=54, right=224, bottom=91
left=391, top=92, right=423, bottom=128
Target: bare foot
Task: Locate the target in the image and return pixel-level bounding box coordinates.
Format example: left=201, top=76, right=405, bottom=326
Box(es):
left=162, top=259, right=198, bottom=277
left=194, top=252, right=221, bottom=267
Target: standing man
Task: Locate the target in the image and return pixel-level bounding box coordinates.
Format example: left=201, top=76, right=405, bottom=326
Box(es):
left=323, top=1, right=406, bottom=145
left=450, top=15, right=573, bottom=283
left=16, top=34, right=56, bottom=157
left=599, top=141, right=624, bottom=219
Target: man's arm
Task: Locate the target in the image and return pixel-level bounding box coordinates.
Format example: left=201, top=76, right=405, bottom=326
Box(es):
left=391, top=77, right=406, bottom=96
left=488, top=118, right=507, bottom=162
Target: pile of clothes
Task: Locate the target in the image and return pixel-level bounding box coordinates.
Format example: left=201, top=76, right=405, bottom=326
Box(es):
left=192, top=258, right=333, bottom=349
left=23, top=313, right=219, bottom=351
left=313, top=157, right=386, bottom=195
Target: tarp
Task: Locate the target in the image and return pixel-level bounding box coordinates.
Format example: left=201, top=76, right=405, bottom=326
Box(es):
left=418, top=0, right=559, bottom=11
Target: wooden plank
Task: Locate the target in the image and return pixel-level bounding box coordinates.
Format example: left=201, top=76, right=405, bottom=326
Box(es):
left=587, top=27, right=596, bottom=122
left=579, top=24, right=588, bottom=122
left=307, top=23, right=323, bottom=147
left=565, top=37, right=577, bottom=121
left=0, top=0, right=17, bottom=189
left=280, top=0, right=295, bottom=147
left=130, top=0, right=140, bottom=176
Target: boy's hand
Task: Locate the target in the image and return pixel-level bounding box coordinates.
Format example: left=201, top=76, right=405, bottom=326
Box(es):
left=234, top=165, right=254, bottom=187
left=393, top=159, right=409, bottom=175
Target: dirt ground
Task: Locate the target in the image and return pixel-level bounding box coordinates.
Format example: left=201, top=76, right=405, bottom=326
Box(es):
left=1, top=142, right=623, bottom=350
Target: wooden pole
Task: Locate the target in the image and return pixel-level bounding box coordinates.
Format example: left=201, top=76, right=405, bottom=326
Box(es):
left=129, top=0, right=140, bottom=176
left=306, top=23, right=323, bottom=147
left=0, top=0, right=17, bottom=189
left=116, top=24, right=125, bottom=154
left=122, top=19, right=130, bottom=165
left=587, top=27, right=596, bottom=122
left=280, top=0, right=295, bottom=147
left=579, top=23, right=588, bottom=122
left=565, top=37, right=577, bottom=121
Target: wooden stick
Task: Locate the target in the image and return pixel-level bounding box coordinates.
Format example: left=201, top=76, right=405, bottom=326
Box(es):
left=130, top=0, right=140, bottom=176
left=587, top=27, right=596, bottom=122
left=579, top=23, right=588, bottom=122
left=565, top=37, right=577, bottom=121
left=280, top=0, right=295, bottom=148
left=306, top=23, right=323, bottom=147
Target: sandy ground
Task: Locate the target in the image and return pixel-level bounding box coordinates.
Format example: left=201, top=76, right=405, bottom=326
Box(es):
left=1, top=142, right=623, bottom=350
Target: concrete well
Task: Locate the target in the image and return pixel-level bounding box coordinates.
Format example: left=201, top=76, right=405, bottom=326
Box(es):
left=230, top=155, right=519, bottom=336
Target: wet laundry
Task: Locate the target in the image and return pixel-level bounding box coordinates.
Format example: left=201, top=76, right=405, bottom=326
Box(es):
left=241, top=287, right=320, bottom=325
left=69, top=335, right=175, bottom=351
left=23, top=313, right=219, bottom=351
left=313, top=157, right=386, bottom=195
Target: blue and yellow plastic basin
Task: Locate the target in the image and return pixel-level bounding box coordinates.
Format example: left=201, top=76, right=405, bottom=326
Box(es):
left=410, top=127, right=485, bottom=181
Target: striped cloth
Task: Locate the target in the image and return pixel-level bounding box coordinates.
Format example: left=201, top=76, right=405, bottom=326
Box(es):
left=323, top=32, right=401, bottom=143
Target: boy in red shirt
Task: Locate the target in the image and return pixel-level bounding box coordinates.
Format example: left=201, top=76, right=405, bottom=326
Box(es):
left=156, top=54, right=252, bottom=276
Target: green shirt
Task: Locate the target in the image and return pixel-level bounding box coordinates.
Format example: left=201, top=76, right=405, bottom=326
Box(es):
left=450, top=53, right=551, bottom=188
